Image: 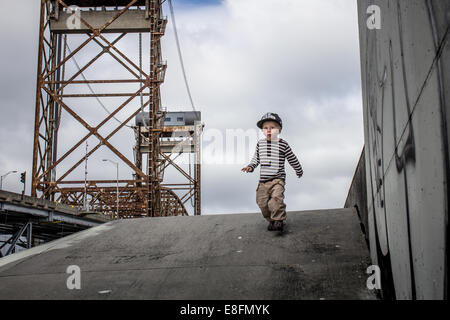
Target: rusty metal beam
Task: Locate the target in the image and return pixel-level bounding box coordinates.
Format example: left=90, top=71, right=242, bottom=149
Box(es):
left=32, top=0, right=196, bottom=218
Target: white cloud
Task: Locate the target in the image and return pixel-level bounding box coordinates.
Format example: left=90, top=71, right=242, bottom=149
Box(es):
left=0, top=0, right=364, bottom=214
left=161, top=0, right=364, bottom=213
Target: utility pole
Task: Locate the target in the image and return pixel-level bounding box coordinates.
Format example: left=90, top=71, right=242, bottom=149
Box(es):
left=84, top=141, right=88, bottom=211
left=103, top=159, right=119, bottom=220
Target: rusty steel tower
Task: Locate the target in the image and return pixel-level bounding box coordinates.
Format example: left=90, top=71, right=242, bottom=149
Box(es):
left=135, top=111, right=202, bottom=216
left=32, top=0, right=200, bottom=217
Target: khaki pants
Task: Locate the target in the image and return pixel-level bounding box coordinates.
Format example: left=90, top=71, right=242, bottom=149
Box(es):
left=256, top=178, right=287, bottom=222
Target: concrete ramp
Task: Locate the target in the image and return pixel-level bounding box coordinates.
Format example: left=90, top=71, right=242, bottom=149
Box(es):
left=0, top=208, right=377, bottom=300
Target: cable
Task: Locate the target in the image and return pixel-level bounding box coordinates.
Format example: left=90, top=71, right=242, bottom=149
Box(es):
left=167, top=1, right=202, bottom=209
left=168, top=0, right=199, bottom=120
left=65, top=42, right=133, bottom=129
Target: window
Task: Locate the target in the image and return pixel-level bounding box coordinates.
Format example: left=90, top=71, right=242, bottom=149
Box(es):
left=177, top=117, right=183, bottom=122
left=165, top=117, right=171, bottom=122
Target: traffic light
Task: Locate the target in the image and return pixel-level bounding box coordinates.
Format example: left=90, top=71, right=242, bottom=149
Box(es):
left=20, top=172, right=26, bottom=184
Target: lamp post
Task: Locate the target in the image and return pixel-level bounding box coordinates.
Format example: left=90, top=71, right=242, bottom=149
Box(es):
left=0, top=170, right=18, bottom=190
left=103, top=159, right=119, bottom=220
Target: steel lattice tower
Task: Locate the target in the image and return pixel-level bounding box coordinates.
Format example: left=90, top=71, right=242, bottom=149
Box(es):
left=31, top=0, right=195, bottom=218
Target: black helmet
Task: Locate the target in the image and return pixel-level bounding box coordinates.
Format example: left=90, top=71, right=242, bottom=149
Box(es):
left=257, top=112, right=283, bottom=129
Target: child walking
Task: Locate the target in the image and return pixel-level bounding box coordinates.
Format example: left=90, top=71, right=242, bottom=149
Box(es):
left=242, top=113, right=304, bottom=232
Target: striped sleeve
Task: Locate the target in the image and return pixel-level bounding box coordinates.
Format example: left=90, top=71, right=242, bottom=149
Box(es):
left=285, top=142, right=303, bottom=177
left=248, top=141, right=260, bottom=169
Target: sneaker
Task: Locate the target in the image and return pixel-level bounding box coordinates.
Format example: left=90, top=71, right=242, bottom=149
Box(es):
left=273, top=220, right=284, bottom=231
left=267, top=221, right=276, bottom=231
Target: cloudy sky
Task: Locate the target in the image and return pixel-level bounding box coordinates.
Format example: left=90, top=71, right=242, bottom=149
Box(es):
left=0, top=0, right=364, bottom=215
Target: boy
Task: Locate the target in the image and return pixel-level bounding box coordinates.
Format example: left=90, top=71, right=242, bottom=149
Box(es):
left=241, top=112, right=303, bottom=232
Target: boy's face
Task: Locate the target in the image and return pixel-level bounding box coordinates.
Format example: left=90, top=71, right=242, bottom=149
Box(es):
left=262, top=121, right=281, bottom=140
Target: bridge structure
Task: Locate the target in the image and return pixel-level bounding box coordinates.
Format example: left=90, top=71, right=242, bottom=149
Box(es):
left=135, top=111, right=203, bottom=216
left=0, top=190, right=108, bottom=257
left=31, top=0, right=201, bottom=219
left=0, top=0, right=449, bottom=301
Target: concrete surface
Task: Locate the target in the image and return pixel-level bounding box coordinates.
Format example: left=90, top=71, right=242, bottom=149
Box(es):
left=358, top=0, right=449, bottom=299
left=0, top=208, right=376, bottom=300
left=345, top=147, right=369, bottom=245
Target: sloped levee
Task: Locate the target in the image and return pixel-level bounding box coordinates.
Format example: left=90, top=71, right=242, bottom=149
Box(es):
left=0, top=210, right=376, bottom=300
left=356, top=0, right=449, bottom=299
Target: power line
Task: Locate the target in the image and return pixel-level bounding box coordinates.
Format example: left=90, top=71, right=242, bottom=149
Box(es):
left=65, top=41, right=133, bottom=129
left=168, top=0, right=198, bottom=116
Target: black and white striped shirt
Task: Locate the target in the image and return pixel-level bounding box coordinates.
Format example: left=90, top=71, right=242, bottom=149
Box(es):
left=248, top=138, right=303, bottom=182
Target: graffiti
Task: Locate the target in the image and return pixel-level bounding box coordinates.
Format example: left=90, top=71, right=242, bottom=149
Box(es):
left=365, top=23, right=397, bottom=299
left=360, top=0, right=448, bottom=300
left=366, top=4, right=418, bottom=298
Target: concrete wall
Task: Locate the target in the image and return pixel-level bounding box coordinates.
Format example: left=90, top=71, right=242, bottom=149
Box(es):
left=356, top=0, right=449, bottom=299
left=345, top=147, right=369, bottom=246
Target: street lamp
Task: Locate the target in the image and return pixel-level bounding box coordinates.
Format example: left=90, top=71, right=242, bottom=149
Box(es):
left=0, top=170, right=18, bottom=190
left=103, top=159, right=119, bottom=220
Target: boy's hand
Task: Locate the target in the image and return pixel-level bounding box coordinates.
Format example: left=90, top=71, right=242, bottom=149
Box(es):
left=241, top=166, right=254, bottom=173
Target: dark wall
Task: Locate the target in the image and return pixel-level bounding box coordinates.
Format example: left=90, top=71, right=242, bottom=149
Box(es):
left=356, top=0, right=449, bottom=300
left=344, top=147, right=368, bottom=246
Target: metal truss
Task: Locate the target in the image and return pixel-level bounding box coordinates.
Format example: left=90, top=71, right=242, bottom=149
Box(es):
left=0, top=189, right=106, bottom=257
left=0, top=222, right=32, bottom=257
left=32, top=0, right=170, bottom=218
left=136, top=123, right=203, bottom=216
